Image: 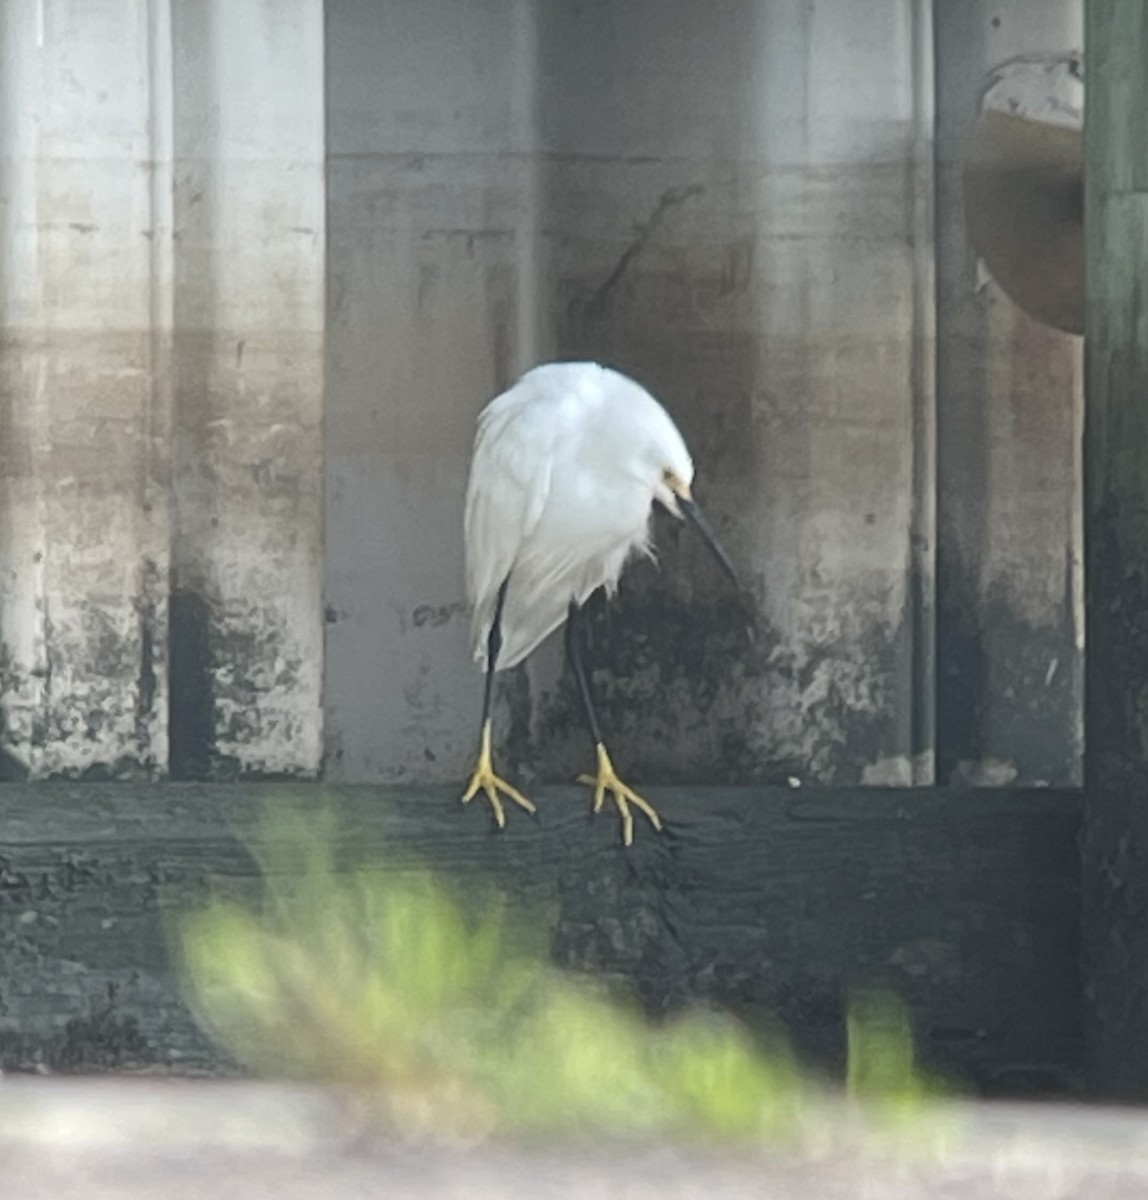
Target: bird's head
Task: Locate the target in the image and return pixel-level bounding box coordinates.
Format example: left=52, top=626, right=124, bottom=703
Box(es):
left=597, top=367, right=742, bottom=590
left=654, top=465, right=741, bottom=593
left=653, top=465, right=693, bottom=519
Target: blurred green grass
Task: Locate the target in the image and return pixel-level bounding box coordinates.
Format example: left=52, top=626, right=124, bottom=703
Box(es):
left=175, top=804, right=946, bottom=1146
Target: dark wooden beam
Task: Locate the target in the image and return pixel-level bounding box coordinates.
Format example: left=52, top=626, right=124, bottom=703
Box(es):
left=1083, top=0, right=1148, bottom=1096
left=0, top=783, right=1081, bottom=1093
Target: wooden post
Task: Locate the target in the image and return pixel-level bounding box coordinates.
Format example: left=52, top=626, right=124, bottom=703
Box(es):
left=1084, top=0, right=1148, bottom=1095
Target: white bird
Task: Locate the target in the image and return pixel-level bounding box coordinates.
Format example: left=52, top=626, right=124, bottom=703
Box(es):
left=462, top=361, right=740, bottom=845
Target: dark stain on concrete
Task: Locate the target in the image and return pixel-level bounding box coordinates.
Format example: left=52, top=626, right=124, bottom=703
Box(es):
left=938, top=541, right=1081, bottom=786
left=169, top=586, right=216, bottom=780
left=0, top=598, right=169, bottom=780
left=0, top=1006, right=153, bottom=1074
left=0, top=643, right=30, bottom=781
left=134, top=558, right=162, bottom=766
left=55, top=1004, right=151, bottom=1071
left=517, top=558, right=908, bottom=787
left=169, top=583, right=312, bottom=781
left=412, top=602, right=465, bottom=629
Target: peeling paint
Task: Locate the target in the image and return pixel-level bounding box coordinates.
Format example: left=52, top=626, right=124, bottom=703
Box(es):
left=0, top=589, right=165, bottom=780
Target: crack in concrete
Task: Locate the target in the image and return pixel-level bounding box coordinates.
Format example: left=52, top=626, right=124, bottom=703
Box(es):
left=583, top=184, right=705, bottom=319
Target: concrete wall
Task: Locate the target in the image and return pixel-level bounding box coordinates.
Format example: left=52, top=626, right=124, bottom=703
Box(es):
left=0, top=0, right=1083, bottom=787
left=325, top=0, right=938, bottom=787
left=0, top=0, right=324, bottom=779
left=168, top=2, right=325, bottom=778
left=324, top=0, right=533, bottom=783
left=0, top=2, right=172, bottom=778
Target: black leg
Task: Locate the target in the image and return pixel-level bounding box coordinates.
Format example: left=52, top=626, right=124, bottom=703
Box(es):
left=479, top=576, right=509, bottom=735
left=565, top=598, right=604, bottom=745
left=463, top=575, right=536, bottom=824
left=567, top=598, right=662, bottom=845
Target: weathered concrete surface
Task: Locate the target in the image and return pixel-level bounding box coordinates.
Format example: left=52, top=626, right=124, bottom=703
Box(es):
left=934, top=0, right=1083, bottom=787
left=8, top=1082, right=1148, bottom=1199
left=168, top=1, right=325, bottom=778
left=0, top=2, right=324, bottom=780
left=1082, top=0, right=1148, bottom=1099
left=530, top=0, right=936, bottom=789
left=0, top=783, right=1082, bottom=1093
left=0, top=0, right=1087, bottom=790
left=0, top=3, right=172, bottom=778
left=324, top=0, right=937, bottom=788
left=323, top=0, right=542, bottom=784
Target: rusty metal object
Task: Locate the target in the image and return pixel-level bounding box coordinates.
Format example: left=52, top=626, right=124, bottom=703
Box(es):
left=962, top=108, right=1084, bottom=335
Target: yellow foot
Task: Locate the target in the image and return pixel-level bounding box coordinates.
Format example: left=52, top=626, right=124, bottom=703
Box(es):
left=462, top=721, right=536, bottom=829
left=577, top=743, right=663, bottom=847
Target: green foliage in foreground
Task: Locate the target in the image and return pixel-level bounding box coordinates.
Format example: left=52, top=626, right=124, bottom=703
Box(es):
left=175, top=808, right=941, bottom=1145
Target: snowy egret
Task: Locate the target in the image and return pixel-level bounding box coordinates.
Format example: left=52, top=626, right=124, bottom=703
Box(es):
left=462, top=361, right=741, bottom=845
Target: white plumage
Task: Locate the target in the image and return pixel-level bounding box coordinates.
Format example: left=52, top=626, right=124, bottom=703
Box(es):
left=465, top=361, right=694, bottom=670
left=459, top=359, right=738, bottom=845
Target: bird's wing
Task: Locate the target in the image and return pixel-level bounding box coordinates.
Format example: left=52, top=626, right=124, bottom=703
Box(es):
left=464, top=384, right=559, bottom=658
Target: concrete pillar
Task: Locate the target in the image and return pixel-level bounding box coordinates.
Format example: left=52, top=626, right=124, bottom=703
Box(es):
left=0, top=1, right=325, bottom=779
left=532, top=0, right=937, bottom=787
left=1083, top=0, right=1148, bottom=1096
left=168, top=1, right=325, bottom=778
left=934, top=0, right=1083, bottom=787
left=0, top=2, right=173, bottom=777
left=324, top=0, right=537, bottom=782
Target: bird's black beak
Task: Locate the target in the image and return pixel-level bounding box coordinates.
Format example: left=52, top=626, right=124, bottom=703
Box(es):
left=677, top=494, right=741, bottom=590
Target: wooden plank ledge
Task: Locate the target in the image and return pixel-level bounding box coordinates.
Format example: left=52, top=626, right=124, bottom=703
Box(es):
left=0, top=783, right=1083, bottom=1091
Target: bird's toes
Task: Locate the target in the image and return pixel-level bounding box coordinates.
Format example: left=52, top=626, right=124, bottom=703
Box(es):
left=484, top=786, right=507, bottom=829
left=623, top=788, right=663, bottom=831
left=503, top=781, right=537, bottom=814
left=616, top=801, right=635, bottom=847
